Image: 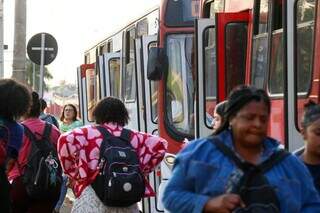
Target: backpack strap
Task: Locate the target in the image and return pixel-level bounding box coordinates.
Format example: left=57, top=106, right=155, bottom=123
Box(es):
left=22, top=123, right=52, bottom=149
left=258, top=149, right=290, bottom=173
left=22, top=124, right=37, bottom=143
left=95, top=126, right=132, bottom=143
left=95, top=126, right=133, bottom=159
left=42, top=123, right=52, bottom=141
left=119, top=128, right=132, bottom=142
left=210, top=136, right=246, bottom=170
left=210, top=136, right=290, bottom=172
left=95, top=125, right=114, bottom=159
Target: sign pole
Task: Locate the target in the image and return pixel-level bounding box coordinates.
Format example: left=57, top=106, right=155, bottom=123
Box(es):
left=32, top=62, right=36, bottom=91
left=27, top=32, right=58, bottom=93
left=39, top=33, right=45, bottom=98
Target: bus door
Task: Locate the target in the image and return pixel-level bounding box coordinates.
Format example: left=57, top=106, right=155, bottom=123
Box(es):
left=216, top=12, right=249, bottom=96
left=195, top=12, right=249, bottom=138
left=97, top=55, right=106, bottom=98
left=123, top=28, right=141, bottom=131
left=195, top=18, right=216, bottom=138
left=137, top=34, right=164, bottom=213
left=139, top=35, right=158, bottom=135
left=77, top=66, right=84, bottom=124
left=103, top=52, right=122, bottom=98
left=134, top=38, right=146, bottom=133
left=77, top=63, right=97, bottom=125
left=286, top=0, right=318, bottom=151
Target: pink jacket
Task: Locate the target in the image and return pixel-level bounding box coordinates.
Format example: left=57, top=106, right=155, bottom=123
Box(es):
left=57, top=123, right=167, bottom=197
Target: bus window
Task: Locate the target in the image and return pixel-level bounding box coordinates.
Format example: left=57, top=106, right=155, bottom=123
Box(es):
left=295, top=0, right=316, bottom=127
left=166, top=34, right=194, bottom=136
left=204, top=27, right=217, bottom=127
left=95, top=58, right=102, bottom=100
left=165, top=0, right=200, bottom=27
left=204, top=0, right=225, bottom=18
left=86, top=68, right=100, bottom=121
left=84, top=54, right=90, bottom=64
left=107, top=40, right=113, bottom=53
left=269, top=31, right=284, bottom=95
left=225, top=22, right=247, bottom=94
left=149, top=42, right=158, bottom=124
left=150, top=81, right=159, bottom=123
left=124, top=28, right=136, bottom=102
left=269, top=1, right=284, bottom=95
left=99, top=43, right=107, bottom=55
left=296, top=0, right=315, bottom=94
left=251, top=0, right=269, bottom=88
left=137, top=18, right=148, bottom=37
left=109, top=58, right=121, bottom=98
left=256, top=0, right=269, bottom=34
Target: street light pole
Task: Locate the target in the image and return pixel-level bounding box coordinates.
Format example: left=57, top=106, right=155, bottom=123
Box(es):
left=11, top=0, right=26, bottom=84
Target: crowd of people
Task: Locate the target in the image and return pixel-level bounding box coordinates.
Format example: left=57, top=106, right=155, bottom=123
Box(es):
left=0, top=78, right=168, bottom=213
left=1, top=78, right=320, bottom=213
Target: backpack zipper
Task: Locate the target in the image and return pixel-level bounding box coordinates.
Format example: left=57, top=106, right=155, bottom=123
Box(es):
left=34, top=157, right=44, bottom=185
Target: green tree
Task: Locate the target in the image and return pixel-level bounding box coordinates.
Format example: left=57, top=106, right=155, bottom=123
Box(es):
left=26, top=58, right=53, bottom=92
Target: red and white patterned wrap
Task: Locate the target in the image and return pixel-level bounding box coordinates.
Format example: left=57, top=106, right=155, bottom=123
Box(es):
left=57, top=123, right=167, bottom=198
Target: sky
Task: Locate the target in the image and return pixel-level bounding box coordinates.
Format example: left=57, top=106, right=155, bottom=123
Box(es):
left=3, top=0, right=159, bottom=86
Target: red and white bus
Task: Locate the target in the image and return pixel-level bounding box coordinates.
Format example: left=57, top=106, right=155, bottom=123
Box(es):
left=77, top=0, right=318, bottom=211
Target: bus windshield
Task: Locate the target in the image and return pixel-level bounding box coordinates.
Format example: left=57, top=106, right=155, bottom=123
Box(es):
left=165, top=0, right=200, bottom=27
left=165, top=34, right=194, bottom=137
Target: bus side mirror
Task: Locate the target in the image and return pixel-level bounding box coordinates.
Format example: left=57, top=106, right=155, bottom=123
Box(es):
left=147, top=47, right=168, bottom=80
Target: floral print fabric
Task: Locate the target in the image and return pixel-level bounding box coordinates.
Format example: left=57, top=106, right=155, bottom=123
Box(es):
left=57, top=123, right=167, bottom=197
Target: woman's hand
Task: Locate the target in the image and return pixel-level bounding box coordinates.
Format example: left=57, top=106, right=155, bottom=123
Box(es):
left=203, top=193, right=244, bottom=213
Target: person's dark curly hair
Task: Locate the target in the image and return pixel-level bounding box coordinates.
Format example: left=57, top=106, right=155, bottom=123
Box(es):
left=40, top=98, right=47, bottom=111
left=26, top=91, right=41, bottom=118
left=93, top=97, right=129, bottom=126
left=0, top=79, right=31, bottom=121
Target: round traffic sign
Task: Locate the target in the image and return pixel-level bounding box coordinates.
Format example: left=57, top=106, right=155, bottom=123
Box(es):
left=27, top=33, right=58, bottom=65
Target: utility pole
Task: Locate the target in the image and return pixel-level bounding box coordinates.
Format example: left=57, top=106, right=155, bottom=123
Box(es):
left=11, top=0, right=26, bottom=83
left=0, top=0, right=4, bottom=78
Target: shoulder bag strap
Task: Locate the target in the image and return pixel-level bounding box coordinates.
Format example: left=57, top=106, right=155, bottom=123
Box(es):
left=95, top=125, right=113, bottom=159
left=119, top=128, right=132, bottom=143
left=22, top=123, right=53, bottom=151
left=21, top=124, right=37, bottom=143
left=258, top=149, right=290, bottom=173
left=42, top=122, right=52, bottom=141
left=210, top=136, right=246, bottom=170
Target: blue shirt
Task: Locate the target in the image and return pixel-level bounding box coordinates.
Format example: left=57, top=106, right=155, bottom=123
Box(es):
left=0, top=118, right=23, bottom=159
left=39, top=112, right=59, bottom=128
left=163, top=130, right=320, bottom=213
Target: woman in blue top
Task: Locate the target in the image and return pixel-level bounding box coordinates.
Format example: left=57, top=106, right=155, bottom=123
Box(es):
left=299, top=101, right=320, bottom=195
left=54, top=103, right=83, bottom=213
left=163, top=85, right=320, bottom=213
